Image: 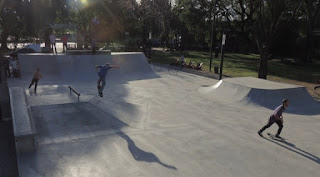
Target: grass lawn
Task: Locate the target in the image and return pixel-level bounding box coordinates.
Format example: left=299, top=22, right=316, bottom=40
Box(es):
left=151, top=49, right=320, bottom=100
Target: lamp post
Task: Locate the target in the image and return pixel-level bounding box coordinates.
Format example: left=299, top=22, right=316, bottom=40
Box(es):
left=209, top=0, right=217, bottom=72
left=219, top=33, right=226, bottom=80
left=148, top=31, right=152, bottom=60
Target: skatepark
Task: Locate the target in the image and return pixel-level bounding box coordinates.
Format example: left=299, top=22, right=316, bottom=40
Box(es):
left=7, top=53, right=320, bottom=177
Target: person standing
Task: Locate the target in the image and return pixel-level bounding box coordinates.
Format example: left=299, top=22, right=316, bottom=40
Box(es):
left=2, top=57, right=10, bottom=77
left=91, top=38, right=96, bottom=55
left=95, top=63, right=120, bottom=97
left=62, top=34, right=68, bottom=53
left=9, top=56, right=18, bottom=78
left=258, top=99, right=289, bottom=139
left=29, top=68, right=42, bottom=93
left=49, top=33, right=57, bottom=54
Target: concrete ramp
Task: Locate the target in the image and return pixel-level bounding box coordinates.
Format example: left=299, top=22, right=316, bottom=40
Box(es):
left=199, top=77, right=320, bottom=115
left=18, top=52, right=158, bottom=84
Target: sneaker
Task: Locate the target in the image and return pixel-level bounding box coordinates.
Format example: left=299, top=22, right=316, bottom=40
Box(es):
left=99, top=92, right=103, bottom=97
left=275, top=135, right=282, bottom=139
left=258, top=131, right=263, bottom=137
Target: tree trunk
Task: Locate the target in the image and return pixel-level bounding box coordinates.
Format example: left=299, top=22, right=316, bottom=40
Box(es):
left=305, top=19, right=313, bottom=63
left=0, top=31, right=8, bottom=50
left=84, top=34, right=89, bottom=49
left=305, top=0, right=314, bottom=63
left=258, top=47, right=269, bottom=79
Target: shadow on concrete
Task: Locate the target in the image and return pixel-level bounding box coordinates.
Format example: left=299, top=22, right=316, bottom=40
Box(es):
left=117, top=130, right=177, bottom=170
left=262, top=136, right=320, bottom=165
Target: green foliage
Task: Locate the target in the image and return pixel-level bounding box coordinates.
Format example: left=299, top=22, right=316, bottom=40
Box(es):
left=152, top=50, right=320, bottom=83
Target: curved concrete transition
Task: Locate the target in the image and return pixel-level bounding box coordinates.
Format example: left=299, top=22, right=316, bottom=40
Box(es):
left=199, top=77, right=320, bottom=115
left=7, top=53, right=320, bottom=177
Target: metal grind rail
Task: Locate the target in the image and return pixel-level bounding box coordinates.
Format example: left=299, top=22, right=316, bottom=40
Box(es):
left=68, top=86, right=80, bottom=102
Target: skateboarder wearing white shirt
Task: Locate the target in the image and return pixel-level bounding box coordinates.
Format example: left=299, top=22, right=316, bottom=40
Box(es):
left=96, top=63, right=120, bottom=97
left=258, top=99, right=289, bottom=139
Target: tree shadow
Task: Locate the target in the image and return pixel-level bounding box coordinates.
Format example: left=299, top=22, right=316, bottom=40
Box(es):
left=117, top=130, right=177, bottom=170
left=262, top=136, right=320, bottom=164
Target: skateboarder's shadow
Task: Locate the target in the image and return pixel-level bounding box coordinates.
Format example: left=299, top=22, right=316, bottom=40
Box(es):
left=263, top=137, right=320, bottom=164
left=117, top=130, right=177, bottom=170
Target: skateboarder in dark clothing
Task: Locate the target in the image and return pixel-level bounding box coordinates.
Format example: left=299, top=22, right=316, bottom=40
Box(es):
left=29, top=68, right=42, bottom=92
left=96, top=63, right=119, bottom=97
left=258, top=99, right=289, bottom=139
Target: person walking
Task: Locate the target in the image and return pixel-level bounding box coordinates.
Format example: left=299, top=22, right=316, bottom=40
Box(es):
left=49, top=33, right=57, bottom=54
left=29, top=68, right=42, bottom=93
left=258, top=99, right=289, bottom=139
left=95, top=63, right=120, bottom=97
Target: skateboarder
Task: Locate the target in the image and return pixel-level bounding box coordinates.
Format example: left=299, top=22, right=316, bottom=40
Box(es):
left=258, top=99, right=289, bottom=139
left=96, top=63, right=120, bottom=97
left=29, top=68, right=42, bottom=92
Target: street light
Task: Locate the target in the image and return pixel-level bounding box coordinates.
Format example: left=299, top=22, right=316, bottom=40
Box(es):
left=209, top=1, right=217, bottom=72
left=219, top=34, right=226, bottom=80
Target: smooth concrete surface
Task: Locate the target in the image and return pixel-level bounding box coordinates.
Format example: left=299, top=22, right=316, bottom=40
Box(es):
left=9, top=87, right=35, bottom=137
left=199, top=77, right=320, bottom=115
left=7, top=53, right=320, bottom=177
left=9, top=87, right=35, bottom=154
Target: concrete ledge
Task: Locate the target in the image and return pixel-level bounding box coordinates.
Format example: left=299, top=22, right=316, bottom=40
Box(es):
left=9, top=87, right=36, bottom=154
left=66, top=50, right=111, bottom=55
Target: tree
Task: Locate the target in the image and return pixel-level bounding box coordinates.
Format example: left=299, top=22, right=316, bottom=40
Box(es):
left=304, top=0, right=320, bottom=62
left=254, top=0, right=303, bottom=79
left=174, top=0, right=211, bottom=49
left=0, top=0, right=19, bottom=50
left=221, top=0, right=258, bottom=52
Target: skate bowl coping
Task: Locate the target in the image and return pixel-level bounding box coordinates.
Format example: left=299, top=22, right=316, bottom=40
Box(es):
left=66, top=50, right=111, bottom=55
left=9, top=87, right=36, bottom=154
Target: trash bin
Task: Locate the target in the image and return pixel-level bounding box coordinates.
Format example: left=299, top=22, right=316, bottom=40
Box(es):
left=214, top=66, right=219, bottom=74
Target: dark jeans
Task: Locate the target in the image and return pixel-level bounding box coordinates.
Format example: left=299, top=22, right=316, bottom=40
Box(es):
left=97, top=77, right=106, bottom=94
left=29, top=78, right=39, bottom=92
left=51, top=43, right=57, bottom=53
left=259, top=116, right=283, bottom=136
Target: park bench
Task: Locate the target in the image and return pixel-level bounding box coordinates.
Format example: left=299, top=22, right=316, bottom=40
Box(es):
left=9, top=87, right=36, bottom=154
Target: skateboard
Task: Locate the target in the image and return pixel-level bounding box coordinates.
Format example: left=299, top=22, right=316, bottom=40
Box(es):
left=267, top=133, right=286, bottom=142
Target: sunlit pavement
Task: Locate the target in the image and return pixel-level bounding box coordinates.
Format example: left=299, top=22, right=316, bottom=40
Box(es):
left=7, top=53, right=320, bottom=177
